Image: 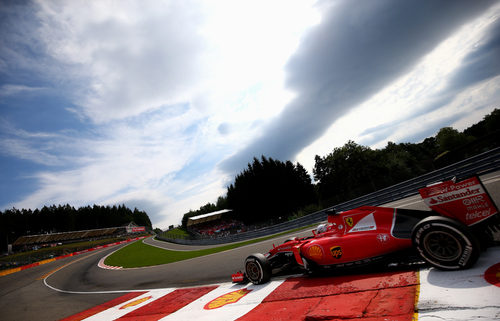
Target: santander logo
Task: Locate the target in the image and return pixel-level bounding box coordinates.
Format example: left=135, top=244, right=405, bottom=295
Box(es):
left=427, top=187, right=482, bottom=205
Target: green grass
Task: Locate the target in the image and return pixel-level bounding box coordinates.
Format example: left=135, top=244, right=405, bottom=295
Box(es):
left=105, top=224, right=316, bottom=268
left=160, top=227, right=190, bottom=239
left=0, top=235, right=147, bottom=270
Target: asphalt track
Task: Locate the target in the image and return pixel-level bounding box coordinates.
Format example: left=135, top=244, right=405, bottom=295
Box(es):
left=0, top=172, right=499, bottom=321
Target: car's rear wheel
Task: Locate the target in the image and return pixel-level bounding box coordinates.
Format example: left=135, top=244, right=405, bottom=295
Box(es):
left=412, top=216, right=480, bottom=270
left=245, top=253, right=271, bottom=284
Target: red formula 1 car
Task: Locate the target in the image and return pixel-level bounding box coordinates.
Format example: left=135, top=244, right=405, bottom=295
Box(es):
left=233, top=176, right=500, bottom=285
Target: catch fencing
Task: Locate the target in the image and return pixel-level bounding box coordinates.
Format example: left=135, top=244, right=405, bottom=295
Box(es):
left=157, top=147, right=500, bottom=245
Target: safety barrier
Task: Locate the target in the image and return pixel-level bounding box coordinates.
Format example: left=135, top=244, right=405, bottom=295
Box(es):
left=158, top=147, right=500, bottom=245
left=0, top=236, right=148, bottom=277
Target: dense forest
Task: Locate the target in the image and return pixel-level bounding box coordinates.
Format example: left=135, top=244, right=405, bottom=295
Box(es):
left=182, top=109, right=500, bottom=227
left=0, top=204, right=152, bottom=252
left=227, top=157, right=317, bottom=224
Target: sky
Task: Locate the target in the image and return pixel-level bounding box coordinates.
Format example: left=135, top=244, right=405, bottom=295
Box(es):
left=1, top=0, right=500, bottom=229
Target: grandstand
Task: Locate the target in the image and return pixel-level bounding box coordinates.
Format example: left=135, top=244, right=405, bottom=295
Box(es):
left=187, top=209, right=245, bottom=237
left=187, top=209, right=233, bottom=227
left=12, top=222, right=146, bottom=250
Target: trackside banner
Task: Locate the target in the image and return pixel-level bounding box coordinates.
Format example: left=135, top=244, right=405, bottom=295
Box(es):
left=419, top=176, right=498, bottom=226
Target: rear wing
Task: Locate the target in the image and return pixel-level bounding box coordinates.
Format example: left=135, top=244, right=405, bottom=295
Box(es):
left=419, top=176, right=499, bottom=226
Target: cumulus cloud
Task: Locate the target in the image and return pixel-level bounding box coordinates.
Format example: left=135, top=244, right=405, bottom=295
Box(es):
left=219, top=0, right=496, bottom=174
left=5, top=104, right=225, bottom=227
left=1, top=0, right=322, bottom=227
left=33, top=0, right=207, bottom=123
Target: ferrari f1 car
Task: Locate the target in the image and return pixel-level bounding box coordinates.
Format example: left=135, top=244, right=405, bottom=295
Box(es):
left=233, top=176, right=500, bottom=285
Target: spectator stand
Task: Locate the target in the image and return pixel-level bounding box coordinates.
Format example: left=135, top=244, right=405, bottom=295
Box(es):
left=12, top=222, right=146, bottom=252
left=186, top=209, right=245, bottom=238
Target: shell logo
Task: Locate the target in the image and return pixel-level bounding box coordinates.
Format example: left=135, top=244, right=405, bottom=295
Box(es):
left=119, top=296, right=153, bottom=309
left=484, top=262, right=500, bottom=287
left=308, top=245, right=323, bottom=260
left=204, top=288, right=252, bottom=310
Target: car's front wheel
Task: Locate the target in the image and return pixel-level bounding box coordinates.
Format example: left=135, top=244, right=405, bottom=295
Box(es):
left=245, top=253, right=271, bottom=285
left=412, top=216, right=480, bottom=270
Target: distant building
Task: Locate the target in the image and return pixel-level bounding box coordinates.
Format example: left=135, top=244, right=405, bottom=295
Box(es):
left=13, top=222, right=146, bottom=250
left=125, top=222, right=146, bottom=233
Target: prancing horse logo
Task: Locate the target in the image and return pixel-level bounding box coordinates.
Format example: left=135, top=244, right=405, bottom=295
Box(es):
left=345, top=217, right=354, bottom=227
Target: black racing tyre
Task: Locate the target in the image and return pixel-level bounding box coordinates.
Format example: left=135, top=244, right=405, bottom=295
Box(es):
left=283, top=237, right=297, bottom=244
left=245, top=253, right=272, bottom=285
left=411, top=216, right=480, bottom=270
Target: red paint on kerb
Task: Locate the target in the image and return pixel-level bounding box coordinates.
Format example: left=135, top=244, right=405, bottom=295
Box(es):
left=484, top=262, right=500, bottom=287
left=59, top=292, right=146, bottom=321
left=262, top=271, right=418, bottom=302
left=238, top=271, right=418, bottom=321
left=117, top=286, right=218, bottom=320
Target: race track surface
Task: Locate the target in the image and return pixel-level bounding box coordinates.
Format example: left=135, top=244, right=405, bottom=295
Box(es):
left=1, top=172, right=499, bottom=320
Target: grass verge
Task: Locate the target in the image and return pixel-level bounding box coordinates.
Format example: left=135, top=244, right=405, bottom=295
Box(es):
left=104, top=224, right=317, bottom=268
left=0, top=235, right=147, bottom=270
left=160, top=227, right=190, bottom=239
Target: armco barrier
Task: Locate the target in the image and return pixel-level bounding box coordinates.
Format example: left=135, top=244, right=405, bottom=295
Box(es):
left=0, top=236, right=148, bottom=277
left=158, top=147, right=500, bottom=245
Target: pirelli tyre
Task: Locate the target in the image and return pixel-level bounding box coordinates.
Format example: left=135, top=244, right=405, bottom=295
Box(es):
left=245, top=253, right=271, bottom=285
left=411, top=216, right=480, bottom=270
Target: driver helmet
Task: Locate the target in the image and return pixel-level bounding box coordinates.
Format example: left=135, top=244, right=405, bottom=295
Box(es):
left=316, top=223, right=328, bottom=234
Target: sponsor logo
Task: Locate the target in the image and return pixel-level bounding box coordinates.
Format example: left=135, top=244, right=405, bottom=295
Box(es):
left=330, top=246, right=343, bottom=259
left=449, top=180, right=477, bottom=191
left=348, top=213, right=377, bottom=233
left=350, top=226, right=376, bottom=232
left=462, top=195, right=490, bottom=212
left=204, top=288, right=252, bottom=310
left=484, top=262, right=500, bottom=287
left=426, top=185, right=449, bottom=196
left=462, top=195, right=484, bottom=206
left=232, top=272, right=245, bottom=283
left=466, top=208, right=492, bottom=221
left=414, top=224, right=431, bottom=245
left=120, top=296, right=153, bottom=309
left=428, top=187, right=481, bottom=205
left=458, top=245, right=472, bottom=266
left=377, top=234, right=389, bottom=243
left=308, top=245, right=323, bottom=260
left=345, top=217, right=354, bottom=227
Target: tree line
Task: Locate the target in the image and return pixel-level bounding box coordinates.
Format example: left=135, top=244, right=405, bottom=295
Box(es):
left=182, top=108, right=499, bottom=228
left=0, top=204, right=152, bottom=252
